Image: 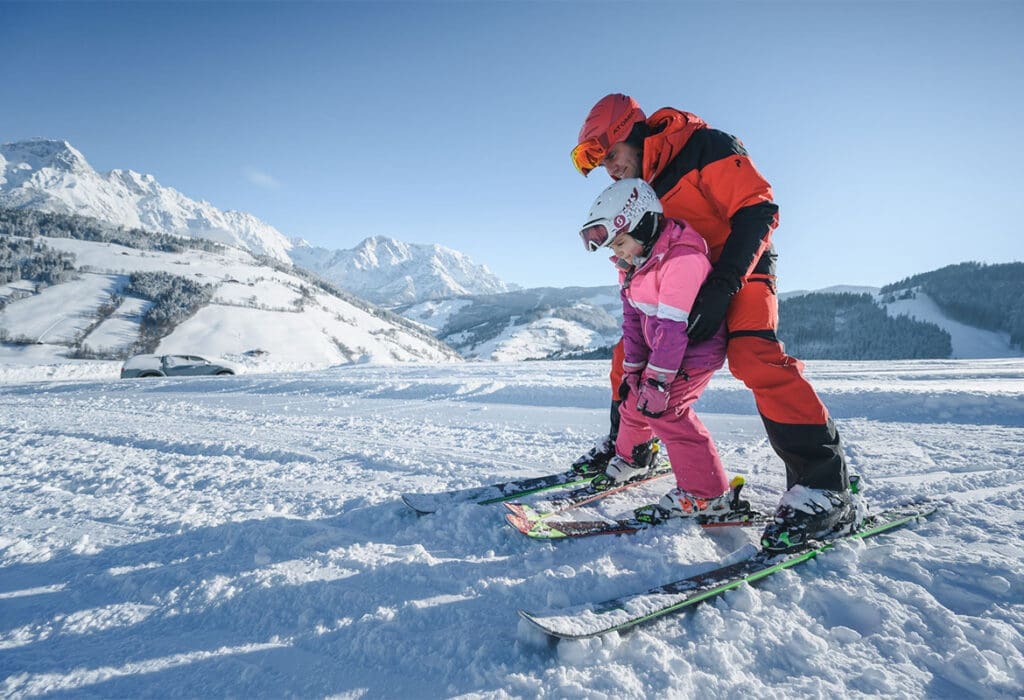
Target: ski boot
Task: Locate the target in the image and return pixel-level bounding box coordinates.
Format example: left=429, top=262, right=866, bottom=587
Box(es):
left=590, top=440, right=660, bottom=491
left=569, top=435, right=616, bottom=477
left=760, top=477, right=862, bottom=551
left=635, top=475, right=750, bottom=524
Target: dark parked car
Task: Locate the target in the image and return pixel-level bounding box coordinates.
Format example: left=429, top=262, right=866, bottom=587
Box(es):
left=120, top=354, right=240, bottom=379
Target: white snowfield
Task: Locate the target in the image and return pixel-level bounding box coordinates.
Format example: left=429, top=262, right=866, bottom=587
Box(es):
left=1, top=359, right=1023, bottom=698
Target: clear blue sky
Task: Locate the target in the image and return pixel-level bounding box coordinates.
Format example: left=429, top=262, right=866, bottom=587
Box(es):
left=3, top=1, right=1021, bottom=292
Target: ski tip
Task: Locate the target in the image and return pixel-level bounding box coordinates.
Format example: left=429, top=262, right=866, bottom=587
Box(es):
left=505, top=512, right=572, bottom=539
left=505, top=511, right=527, bottom=531
left=516, top=609, right=549, bottom=636
left=517, top=609, right=571, bottom=640
left=400, top=494, right=436, bottom=515
left=517, top=608, right=602, bottom=640
left=504, top=501, right=538, bottom=520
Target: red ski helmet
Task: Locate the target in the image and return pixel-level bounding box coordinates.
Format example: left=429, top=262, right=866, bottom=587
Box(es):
left=571, top=94, right=646, bottom=176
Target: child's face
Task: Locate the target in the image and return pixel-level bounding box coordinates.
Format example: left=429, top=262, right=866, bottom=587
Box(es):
left=610, top=232, right=644, bottom=265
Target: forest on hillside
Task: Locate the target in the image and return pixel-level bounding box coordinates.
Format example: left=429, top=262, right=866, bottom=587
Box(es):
left=0, top=207, right=223, bottom=254
left=778, top=292, right=952, bottom=360
left=881, top=262, right=1024, bottom=351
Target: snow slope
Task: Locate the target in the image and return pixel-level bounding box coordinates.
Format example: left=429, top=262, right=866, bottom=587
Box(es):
left=1, top=359, right=1022, bottom=697
left=884, top=290, right=1024, bottom=359
left=0, top=234, right=458, bottom=372
left=1, top=140, right=515, bottom=307
left=400, top=286, right=622, bottom=360
left=782, top=285, right=1023, bottom=360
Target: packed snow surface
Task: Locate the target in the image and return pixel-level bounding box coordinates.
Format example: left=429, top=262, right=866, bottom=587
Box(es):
left=1, top=359, right=1023, bottom=698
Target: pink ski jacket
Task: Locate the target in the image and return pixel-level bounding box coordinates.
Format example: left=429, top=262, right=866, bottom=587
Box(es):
left=617, top=218, right=727, bottom=378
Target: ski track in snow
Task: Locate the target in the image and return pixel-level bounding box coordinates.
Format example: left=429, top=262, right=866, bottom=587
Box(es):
left=1, top=359, right=1023, bottom=698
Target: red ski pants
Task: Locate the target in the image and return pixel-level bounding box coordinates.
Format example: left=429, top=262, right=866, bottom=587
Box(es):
left=724, top=275, right=831, bottom=425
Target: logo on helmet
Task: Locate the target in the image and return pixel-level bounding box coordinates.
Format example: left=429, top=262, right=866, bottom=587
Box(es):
left=610, top=111, right=638, bottom=140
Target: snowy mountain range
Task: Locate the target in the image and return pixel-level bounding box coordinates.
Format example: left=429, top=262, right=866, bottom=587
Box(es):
left=290, top=235, right=513, bottom=306
left=400, top=282, right=1023, bottom=361
left=1, top=138, right=1020, bottom=367
left=0, top=139, right=294, bottom=264
left=0, top=139, right=512, bottom=305
left=398, top=286, right=622, bottom=361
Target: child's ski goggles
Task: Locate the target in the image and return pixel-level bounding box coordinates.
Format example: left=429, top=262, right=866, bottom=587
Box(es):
left=579, top=221, right=614, bottom=252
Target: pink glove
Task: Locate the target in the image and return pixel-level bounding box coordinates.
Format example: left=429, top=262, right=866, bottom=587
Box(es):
left=636, top=370, right=672, bottom=418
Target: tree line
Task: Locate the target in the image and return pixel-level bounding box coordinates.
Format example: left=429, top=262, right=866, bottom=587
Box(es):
left=0, top=237, right=77, bottom=289
left=124, top=271, right=214, bottom=353
left=0, top=207, right=223, bottom=254
left=881, top=262, right=1024, bottom=350
left=777, top=292, right=953, bottom=360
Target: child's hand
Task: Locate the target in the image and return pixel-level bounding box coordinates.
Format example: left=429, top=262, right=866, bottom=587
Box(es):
left=636, top=377, right=670, bottom=418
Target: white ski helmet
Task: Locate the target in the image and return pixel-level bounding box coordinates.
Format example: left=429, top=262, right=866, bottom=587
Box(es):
left=579, top=178, right=663, bottom=252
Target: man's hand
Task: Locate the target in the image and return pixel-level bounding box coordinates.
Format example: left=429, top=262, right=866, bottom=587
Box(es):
left=618, top=371, right=642, bottom=401
left=687, top=273, right=741, bottom=343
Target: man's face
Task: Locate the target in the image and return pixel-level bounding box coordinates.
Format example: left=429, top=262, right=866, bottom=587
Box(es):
left=602, top=142, right=642, bottom=181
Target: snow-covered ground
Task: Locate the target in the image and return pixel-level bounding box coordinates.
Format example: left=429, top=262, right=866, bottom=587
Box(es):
left=2, top=359, right=1023, bottom=698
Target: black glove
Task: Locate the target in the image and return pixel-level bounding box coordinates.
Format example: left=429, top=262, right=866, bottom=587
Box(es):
left=687, top=272, right=741, bottom=343
left=618, top=371, right=642, bottom=401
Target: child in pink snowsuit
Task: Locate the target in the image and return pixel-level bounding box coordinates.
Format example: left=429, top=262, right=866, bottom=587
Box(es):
left=579, top=178, right=730, bottom=516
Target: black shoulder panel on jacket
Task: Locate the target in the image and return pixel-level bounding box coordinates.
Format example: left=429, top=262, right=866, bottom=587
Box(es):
left=651, top=128, right=748, bottom=198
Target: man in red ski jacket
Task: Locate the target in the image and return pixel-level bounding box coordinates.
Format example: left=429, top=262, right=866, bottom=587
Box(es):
left=571, top=93, right=860, bottom=549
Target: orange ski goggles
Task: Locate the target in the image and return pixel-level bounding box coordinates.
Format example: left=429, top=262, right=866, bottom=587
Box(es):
left=571, top=135, right=610, bottom=177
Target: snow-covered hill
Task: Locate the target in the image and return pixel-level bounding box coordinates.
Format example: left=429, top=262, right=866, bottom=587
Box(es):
left=783, top=284, right=1023, bottom=359
left=399, top=285, right=622, bottom=361
left=0, top=229, right=459, bottom=374
left=0, top=140, right=293, bottom=263
left=399, top=282, right=1024, bottom=362
left=883, top=289, right=1023, bottom=359
left=290, top=235, right=514, bottom=306
left=3, top=139, right=1019, bottom=362
left=1, top=359, right=1022, bottom=696
left=778, top=284, right=881, bottom=300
